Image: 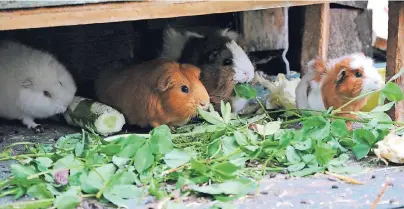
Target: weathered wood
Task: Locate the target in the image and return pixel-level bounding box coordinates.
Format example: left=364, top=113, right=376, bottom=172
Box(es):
left=300, top=3, right=330, bottom=75
left=386, top=2, right=404, bottom=122
left=240, top=7, right=287, bottom=52
left=327, top=8, right=373, bottom=59
left=333, top=1, right=368, bottom=9
left=0, top=1, right=331, bottom=31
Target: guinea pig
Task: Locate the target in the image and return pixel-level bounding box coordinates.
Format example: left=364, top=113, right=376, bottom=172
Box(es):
left=94, top=59, right=210, bottom=129
left=159, top=27, right=255, bottom=112
left=0, top=40, right=77, bottom=130
left=296, top=53, right=385, bottom=129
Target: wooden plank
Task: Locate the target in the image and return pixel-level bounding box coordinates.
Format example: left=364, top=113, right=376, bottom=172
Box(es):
left=300, top=3, right=330, bottom=75
left=328, top=8, right=372, bottom=59
left=386, top=2, right=404, bottom=122
left=0, top=1, right=331, bottom=31
left=240, top=7, right=287, bottom=52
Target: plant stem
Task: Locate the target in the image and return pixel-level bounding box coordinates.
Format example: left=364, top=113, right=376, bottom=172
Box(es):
left=0, top=198, right=54, bottom=209
left=0, top=153, right=56, bottom=162
left=333, top=90, right=379, bottom=114
left=0, top=187, right=19, bottom=198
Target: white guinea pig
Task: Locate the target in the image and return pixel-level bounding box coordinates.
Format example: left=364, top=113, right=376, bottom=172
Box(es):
left=0, top=40, right=77, bottom=129
left=159, top=27, right=255, bottom=113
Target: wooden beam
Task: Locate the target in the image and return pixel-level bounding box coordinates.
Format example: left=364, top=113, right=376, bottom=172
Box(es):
left=386, top=2, right=404, bottom=122
left=300, top=3, right=331, bottom=75
left=0, top=1, right=331, bottom=31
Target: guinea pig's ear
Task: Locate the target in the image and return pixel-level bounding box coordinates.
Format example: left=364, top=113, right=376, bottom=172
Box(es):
left=157, top=73, right=173, bottom=92
left=336, top=69, right=347, bottom=86
left=22, top=78, right=33, bottom=88
left=220, top=28, right=239, bottom=41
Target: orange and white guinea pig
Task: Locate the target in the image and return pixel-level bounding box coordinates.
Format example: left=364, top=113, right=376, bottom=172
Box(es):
left=296, top=53, right=385, bottom=128
left=94, top=59, right=210, bottom=129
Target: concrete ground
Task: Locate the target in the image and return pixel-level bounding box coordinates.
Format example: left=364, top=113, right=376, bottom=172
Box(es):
left=0, top=120, right=403, bottom=209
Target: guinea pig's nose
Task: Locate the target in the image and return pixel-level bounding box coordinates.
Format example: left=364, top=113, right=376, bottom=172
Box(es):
left=200, top=102, right=209, bottom=110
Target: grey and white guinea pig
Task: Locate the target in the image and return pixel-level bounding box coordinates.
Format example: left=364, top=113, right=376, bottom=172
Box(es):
left=159, top=27, right=255, bottom=112
left=0, top=40, right=77, bottom=129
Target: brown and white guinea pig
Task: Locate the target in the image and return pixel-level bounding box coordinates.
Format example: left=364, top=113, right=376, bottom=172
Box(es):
left=94, top=59, right=210, bottom=129
left=159, top=27, right=255, bottom=113
left=0, top=40, right=77, bottom=129
left=296, top=53, right=385, bottom=128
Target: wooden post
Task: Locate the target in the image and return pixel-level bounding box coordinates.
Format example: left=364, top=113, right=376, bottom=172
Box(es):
left=300, top=3, right=330, bottom=76
left=386, top=2, right=404, bottom=122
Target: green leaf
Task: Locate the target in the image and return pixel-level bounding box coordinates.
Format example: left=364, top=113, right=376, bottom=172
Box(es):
left=382, top=82, right=404, bottom=102
left=293, top=138, right=312, bottom=151
left=80, top=163, right=117, bottom=193
left=278, top=130, right=294, bottom=149
left=234, top=131, right=247, bottom=146
left=198, top=105, right=225, bottom=125
left=287, top=162, right=306, bottom=172
left=234, top=83, right=257, bottom=99
left=327, top=153, right=350, bottom=167
left=353, top=129, right=377, bottom=146
left=117, top=139, right=146, bottom=158
left=331, top=119, right=348, bottom=137
left=371, top=101, right=395, bottom=112
left=55, top=133, right=82, bottom=150
left=164, top=149, right=191, bottom=168
left=255, top=121, right=282, bottom=136
left=150, top=125, right=173, bottom=155
left=99, top=144, right=122, bottom=156
left=290, top=166, right=325, bottom=177
left=285, top=146, right=301, bottom=164
left=54, top=188, right=80, bottom=209
left=27, top=183, right=53, bottom=200
left=221, top=136, right=239, bottom=155
left=190, top=159, right=210, bottom=175
left=191, top=178, right=257, bottom=196
left=112, top=155, right=130, bottom=168
left=352, top=143, right=370, bottom=160
left=10, top=164, right=37, bottom=179
left=68, top=172, right=82, bottom=186
left=34, top=157, right=53, bottom=172
left=327, top=165, right=364, bottom=174
left=302, top=116, right=330, bottom=140
left=302, top=154, right=318, bottom=167
left=314, top=143, right=337, bottom=166
left=74, top=142, right=84, bottom=157
left=212, top=162, right=239, bottom=175
left=135, top=142, right=154, bottom=173
left=53, top=154, right=84, bottom=177
left=220, top=101, right=232, bottom=124
left=207, top=138, right=222, bottom=158
left=103, top=185, right=142, bottom=208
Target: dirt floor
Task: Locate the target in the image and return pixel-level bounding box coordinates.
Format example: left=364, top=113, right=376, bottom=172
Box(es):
left=0, top=120, right=404, bottom=209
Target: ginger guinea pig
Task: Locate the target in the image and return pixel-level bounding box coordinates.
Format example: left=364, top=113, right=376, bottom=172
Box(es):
left=159, top=27, right=255, bottom=113
left=296, top=53, right=385, bottom=129
left=0, top=40, right=77, bottom=130
left=94, top=59, right=210, bottom=128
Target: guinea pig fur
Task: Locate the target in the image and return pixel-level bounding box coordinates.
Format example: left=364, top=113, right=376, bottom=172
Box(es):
left=94, top=59, right=210, bottom=128
left=0, top=40, right=77, bottom=129
left=296, top=53, right=385, bottom=128
left=159, top=27, right=255, bottom=112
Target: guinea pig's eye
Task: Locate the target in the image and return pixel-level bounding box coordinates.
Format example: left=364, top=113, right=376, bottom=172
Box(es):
left=223, top=58, right=232, bottom=66
left=355, top=71, right=362, bottom=78
left=43, top=91, right=51, bottom=98
left=181, top=85, right=189, bottom=94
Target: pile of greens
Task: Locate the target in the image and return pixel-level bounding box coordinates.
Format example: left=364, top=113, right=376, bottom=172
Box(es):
left=0, top=77, right=403, bottom=209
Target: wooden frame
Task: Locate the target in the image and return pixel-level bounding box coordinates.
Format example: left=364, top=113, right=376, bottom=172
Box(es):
left=0, top=1, right=330, bottom=31
left=386, top=1, right=404, bottom=122
left=300, top=3, right=331, bottom=76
